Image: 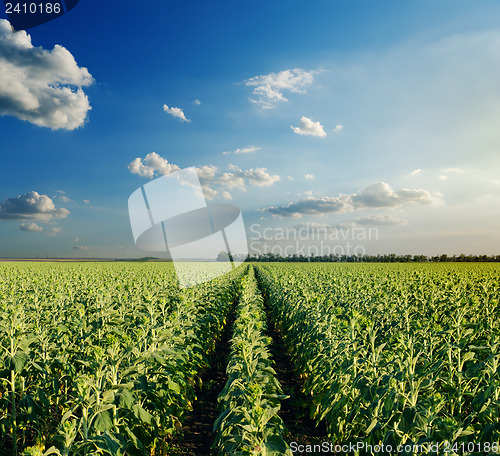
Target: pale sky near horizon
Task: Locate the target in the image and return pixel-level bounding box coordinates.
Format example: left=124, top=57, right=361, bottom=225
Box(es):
left=0, top=1, right=499, bottom=258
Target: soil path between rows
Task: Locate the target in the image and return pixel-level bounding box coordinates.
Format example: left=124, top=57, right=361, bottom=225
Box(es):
left=264, top=300, right=330, bottom=451
left=172, top=269, right=329, bottom=455
left=171, top=308, right=235, bottom=455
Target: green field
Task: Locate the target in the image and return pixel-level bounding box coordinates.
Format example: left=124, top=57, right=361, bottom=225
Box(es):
left=1, top=262, right=499, bottom=455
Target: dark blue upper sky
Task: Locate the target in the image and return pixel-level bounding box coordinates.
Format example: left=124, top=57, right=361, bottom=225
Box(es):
left=1, top=0, right=500, bottom=257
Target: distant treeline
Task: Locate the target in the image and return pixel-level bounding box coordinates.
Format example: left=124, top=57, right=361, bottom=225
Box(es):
left=245, top=253, right=500, bottom=262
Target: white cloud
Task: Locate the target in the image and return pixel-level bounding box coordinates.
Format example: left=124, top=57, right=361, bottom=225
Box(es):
left=244, top=68, right=315, bottom=109
left=19, top=222, right=62, bottom=235
left=304, top=173, right=315, bottom=180
left=0, top=191, right=69, bottom=220
left=222, top=145, right=261, bottom=156
left=46, top=227, right=61, bottom=236
left=163, top=104, right=190, bottom=122
left=265, top=181, right=442, bottom=217
left=128, top=152, right=180, bottom=179
left=219, top=166, right=280, bottom=191
left=59, top=195, right=72, bottom=203
left=19, top=222, right=43, bottom=232
left=291, top=116, right=327, bottom=137
left=333, top=124, right=344, bottom=133
left=409, top=169, right=422, bottom=176
left=83, top=199, right=90, bottom=204
left=196, top=164, right=219, bottom=199
left=74, top=236, right=80, bottom=242
left=128, top=153, right=281, bottom=200
left=0, top=19, right=93, bottom=130
left=439, top=175, right=448, bottom=181
left=194, top=99, right=201, bottom=105
left=287, top=176, right=294, bottom=181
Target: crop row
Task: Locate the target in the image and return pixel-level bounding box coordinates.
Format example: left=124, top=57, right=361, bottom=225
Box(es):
left=0, top=263, right=243, bottom=456
left=213, top=266, right=291, bottom=456
left=256, top=263, right=500, bottom=455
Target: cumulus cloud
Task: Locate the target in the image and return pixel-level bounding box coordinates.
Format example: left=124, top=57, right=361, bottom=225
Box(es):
left=265, top=181, right=442, bottom=217
left=19, top=221, right=62, bottom=235
left=304, top=173, right=315, bottom=180
left=0, top=19, right=93, bottom=130
left=333, top=124, right=344, bottom=133
left=222, top=145, right=261, bottom=156
left=219, top=165, right=280, bottom=191
left=128, top=153, right=280, bottom=199
left=244, top=68, right=315, bottom=109
left=128, top=152, right=180, bottom=179
left=291, top=116, right=327, bottom=137
left=163, top=104, right=190, bottom=122
left=19, top=222, right=43, bottom=232
left=194, top=99, right=201, bottom=105
left=0, top=191, right=70, bottom=220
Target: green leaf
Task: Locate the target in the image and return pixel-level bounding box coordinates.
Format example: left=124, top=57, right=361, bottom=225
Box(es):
left=132, top=404, right=153, bottom=424
left=93, top=410, right=113, bottom=432
left=167, top=378, right=180, bottom=394
left=7, top=351, right=28, bottom=373
left=365, top=418, right=378, bottom=434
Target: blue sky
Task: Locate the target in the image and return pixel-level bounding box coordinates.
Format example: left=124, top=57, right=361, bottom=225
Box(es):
left=1, top=0, right=500, bottom=258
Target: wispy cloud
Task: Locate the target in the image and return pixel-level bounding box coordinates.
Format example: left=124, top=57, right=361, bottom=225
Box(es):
left=291, top=116, right=326, bottom=137
left=163, top=104, right=190, bottom=122
left=73, top=245, right=90, bottom=251
left=46, top=227, right=61, bottom=236
left=244, top=68, right=315, bottom=109
left=304, top=173, right=315, bottom=180
left=293, top=214, right=408, bottom=232
left=0, top=19, right=93, bottom=130
left=333, top=124, right=344, bottom=133
left=222, top=145, right=261, bottom=156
